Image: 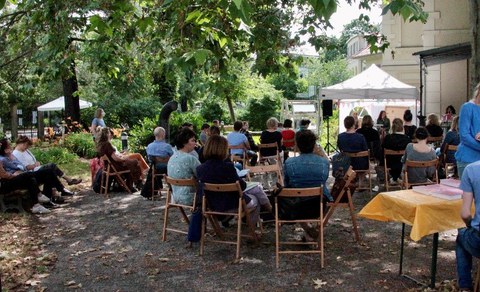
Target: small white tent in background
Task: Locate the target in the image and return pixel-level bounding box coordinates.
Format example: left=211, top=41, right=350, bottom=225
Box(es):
left=320, top=64, right=419, bottom=133
left=37, top=96, right=92, bottom=112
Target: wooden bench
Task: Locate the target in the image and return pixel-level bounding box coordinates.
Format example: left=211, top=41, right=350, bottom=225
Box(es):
left=0, top=190, right=29, bottom=213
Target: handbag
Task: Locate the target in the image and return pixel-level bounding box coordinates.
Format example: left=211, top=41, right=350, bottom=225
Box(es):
left=187, top=208, right=203, bottom=242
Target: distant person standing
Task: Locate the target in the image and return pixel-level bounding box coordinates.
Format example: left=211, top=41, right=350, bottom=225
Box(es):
left=352, top=111, right=360, bottom=130
left=456, top=82, right=480, bottom=178
left=91, top=108, right=106, bottom=140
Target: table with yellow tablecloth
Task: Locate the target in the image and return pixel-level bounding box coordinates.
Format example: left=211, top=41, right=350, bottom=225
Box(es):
left=358, top=189, right=467, bottom=241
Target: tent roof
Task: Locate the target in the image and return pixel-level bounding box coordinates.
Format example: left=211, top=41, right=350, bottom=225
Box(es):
left=413, top=42, right=471, bottom=67
left=37, top=96, right=92, bottom=112
left=320, top=64, right=418, bottom=99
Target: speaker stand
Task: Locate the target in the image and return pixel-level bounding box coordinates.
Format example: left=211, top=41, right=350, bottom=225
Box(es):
left=324, top=116, right=337, bottom=155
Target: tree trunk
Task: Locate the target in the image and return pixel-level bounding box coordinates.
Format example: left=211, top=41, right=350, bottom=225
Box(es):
left=62, top=59, right=80, bottom=123
left=226, top=95, right=236, bottom=122
left=470, top=0, right=480, bottom=93
left=10, top=103, right=18, bottom=141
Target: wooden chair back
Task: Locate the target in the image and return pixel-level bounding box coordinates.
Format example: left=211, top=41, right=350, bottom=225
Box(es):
left=323, top=167, right=360, bottom=242
left=274, top=186, right=324, bottom=268
left=258, top=143, right=280, bottom=165
left=427, top=136, right=443, bottom=147
left=403, top=159, right=439, bottom=189
left=443, top=144, right=458, bottom=178
left=228, top=145, right=247, bottom=166
left=200, top=181, right=259, bottom=260
left=100, top=155, right=132, bottom=197
left=344, top=150, right=372, bottom=195
left=383, top=149, right=406, bottom=191
left=162, top=176, right=197, bottom=241
left=245, top=164, right=284, bottom=192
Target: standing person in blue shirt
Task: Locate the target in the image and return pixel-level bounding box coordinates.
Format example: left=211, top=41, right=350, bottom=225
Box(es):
left=90, top=108, right=106, bottom=140
left=456, top=82, right=480, bottom=178
left=456, top=160, right=480, bottom=291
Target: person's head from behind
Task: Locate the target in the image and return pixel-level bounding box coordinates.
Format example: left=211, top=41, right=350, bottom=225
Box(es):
left=15, top=135, right=33, bottom=150
left=450, top=116, right=459, bottom=131
left=175, top=128, right=197, bottom=150
left=344, top=116, right=355, bottom=130
left=295, top=130, right=317, bottom=154
left=266, top=117, right=279, bottom=130
left=95, top=108, right=105, bottom=119
left=378, top=110, right=386, bottom=120
left=233, top=121, right=243, bottom=132
left=391, top=118, right=404, bottom=133
left=403, top=109, right=413, bottom=122
left=212, top=120, right=220, bottom=126
left=300, top=119, right=311, bottom=128
left=182, top=122, right=194, bottom=130
left=445, top=105, right=456, bottom=115
left=283, top=119, right=293, bottom=128
left=361, top=115, right=374, bottom=128
left=0, top=138, right=11, bottom=156
left=153, top=127, right=166, bottom=140
left=201, top=123, right=210, bottom=132
left=209, top=125, right=220, bottom=136
left=203, top=135, right=229, bottom=161
left=427, top=114, right=440, bottom=126
left=414, top=127, right=429, bottom=141
left=97, top=127, right=113, bottom=144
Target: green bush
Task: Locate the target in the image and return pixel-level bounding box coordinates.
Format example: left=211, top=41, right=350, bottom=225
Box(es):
left=128, top=115, right=158, bottom=156
left=64, top=132, right=97, bottom=159
left=30, top=147, right=78, bottom=165
left=169, top=111, right=204, bottom=143
left=240, top=94, right=281, bottom=130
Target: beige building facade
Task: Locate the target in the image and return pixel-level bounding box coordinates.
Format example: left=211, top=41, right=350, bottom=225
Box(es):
left=348, top=0, right=471, bottom=117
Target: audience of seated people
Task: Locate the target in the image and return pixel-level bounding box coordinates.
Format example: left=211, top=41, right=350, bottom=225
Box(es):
left=355, top=115, right=381, bottom=161
left=96, top=127, right=143, bottom=191
left=403, top=109, right=417, bottom=140
left=425, top=113, right=444, bottom=138
left=383, top=118, right=411, bottom=184
left=196, top=135, right=271, bottom=226
left=337, top=116, right=369, bottom=171
left=167, top=128, right=201, bottom=206
left=141, top=127, right=173, bottom=198
left=281, top=119, right=295, bottom=161
left=259, top=117, right=283, bottom=160
left=401, top=127, right=437, bottom=185
left=227, top=121, right=256, bottom=166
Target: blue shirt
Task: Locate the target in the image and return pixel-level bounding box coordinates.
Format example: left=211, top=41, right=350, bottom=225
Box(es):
left=455, top=102, right=480, bottom=163
left=146, top=140, right=173, bottom=163
left=460, top=160, right=480, bottom=231
left=0, top=156, right=25, bottom=174
left=227, top=131, right=247, bottom=155
left=284, top=153, right=332, bottom=201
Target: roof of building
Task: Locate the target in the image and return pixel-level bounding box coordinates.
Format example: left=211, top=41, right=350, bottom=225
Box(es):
left=412, top=42, right=471, bottom=67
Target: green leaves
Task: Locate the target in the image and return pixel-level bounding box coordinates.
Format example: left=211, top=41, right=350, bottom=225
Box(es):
left=307, top=0, right=337, bottom=21
left=382, top=0, right=428, bottom=23
left=0, top=0, right=5, bottom=10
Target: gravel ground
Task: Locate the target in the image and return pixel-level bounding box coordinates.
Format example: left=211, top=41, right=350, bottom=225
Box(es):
left=14, top=186, right=458, bottom=292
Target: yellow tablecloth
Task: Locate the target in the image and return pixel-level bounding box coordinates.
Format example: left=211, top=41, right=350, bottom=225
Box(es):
left=358, top=190, right=468, bottom=241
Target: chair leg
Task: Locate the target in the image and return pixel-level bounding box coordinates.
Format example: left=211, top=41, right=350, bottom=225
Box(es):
left=162, top=200, right=170, bottom=242
left=474, top=260, right=480, bottom=292
left=347, top=190, right=361, bottom=243
left=275, top=203, right=280, bottom=269
left=179, top=207, right=190, bottom=224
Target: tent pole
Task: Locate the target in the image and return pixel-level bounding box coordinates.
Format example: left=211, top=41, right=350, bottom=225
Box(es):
left=418, top=59, right=426, bottom=126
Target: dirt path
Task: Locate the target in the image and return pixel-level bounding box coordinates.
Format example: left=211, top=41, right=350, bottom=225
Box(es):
left=2, top=188, right=459, bottom=291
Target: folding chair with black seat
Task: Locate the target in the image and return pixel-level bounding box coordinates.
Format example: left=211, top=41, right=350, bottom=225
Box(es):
left=245, top=164, right=284, bottom=195
left=323, top=167, right=360, bottom=242
left=344, top=151, right=372, bottom=195
left=384, top=149, right=406, bottom=191
left=442, top=144, right=458, bottom=178
left=275, top=186, right=324, bottom=268
left=427, top=136, right=443, bottom=148
left=149, top=157, right=169, bottom=201
left=162, top=176, right=197, bottom=241
left=257, top=143, right=280, bottom=165
left=100, top=155, right=132, bottom=197
left=229, top=145, right=248, bottom=167
left=200, top=181, right=259, bottom=260
left=403, top=159, right=439, bottom=189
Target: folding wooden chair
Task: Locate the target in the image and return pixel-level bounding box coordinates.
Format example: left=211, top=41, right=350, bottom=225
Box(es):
left=245, top=164, right=284, bottom=194
left=345, top=151, right=372, bottom=195
left=403, top=159, right=439, bottom=189
left=427, top=136, right=443, bottom=148
left=229, top=145, right=248, bottom=166
left=200, top=181, right=259, bottom=260
left=257, top=143, right=280, bottom=165
left=443, top=144, right=458, bottom=178
left=323, top=167, right=360, bottom=242
left=162, top=176, right=197, bottom=241
left=149, top=157, right=169, bottom=201
left=275, top=186, right=324, bottom=268
left=100, top=155, right=132, bottom=197
left=383, top=149, right=405, bottom=191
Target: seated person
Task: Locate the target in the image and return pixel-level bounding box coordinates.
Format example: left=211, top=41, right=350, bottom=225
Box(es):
left=337, top=116, right=369, bottom=171
left=356, top=115, right=381, bottom=161
left=167, top=128, right=201, bottom=205
left=440, top=116, right=460, bottom=167
left=0, top=161, right=51, bottom=214
left=281, top=119, right=295, bottom=160
left=227, top=121, right=256, bottom=166
left=401, top=127, right=437, bottom=184
left=141, top=127, right=173, bottom=198
left=198, top=125, right=220, bottom=163
left=455, top=160, right=480, bottom=291
left=197, top=135, right=271, bottom=226
left=403, top=109, right=417, bottom=140
left=199, top=123, right=210, bottom=146
left=425, top=113, right=444, bottom=138
left=282, top=130, right=330, bottom=239
left=383, top=118, right=411, bottom=184
left=96, top=127, right=143, bottom=191
left=260, top=117, right=283, bottom=159
left=297, top=119, right=311, bottom=131
left=13, top=135, right=82, bottom=185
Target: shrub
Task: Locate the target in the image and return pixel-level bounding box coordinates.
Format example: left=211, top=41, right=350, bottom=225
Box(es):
left=30, top=147, right=78, bottom=165
left=64, top=132, right=97, bottom=159
left=128, top=116, right=158, bottom=156
left=240, top=94, right=281, bottom=130
left=169, top=111, right=204, bottom=144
